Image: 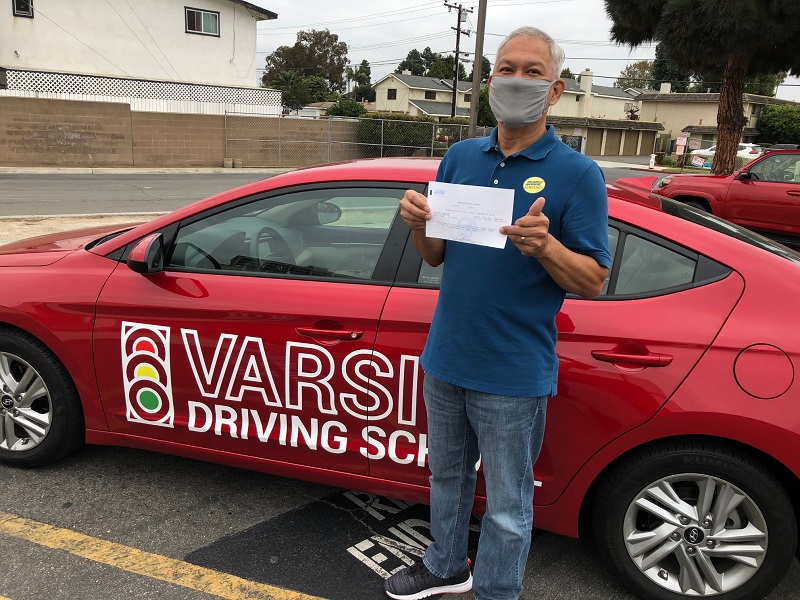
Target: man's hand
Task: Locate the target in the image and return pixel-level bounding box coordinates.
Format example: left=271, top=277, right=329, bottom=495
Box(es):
left=500, top=197, right=550, bottom=257
left=399, top=190, right=431, bottom=231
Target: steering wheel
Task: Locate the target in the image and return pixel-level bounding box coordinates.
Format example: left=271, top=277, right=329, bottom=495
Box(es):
left=250, top=226, right=295, bottom=265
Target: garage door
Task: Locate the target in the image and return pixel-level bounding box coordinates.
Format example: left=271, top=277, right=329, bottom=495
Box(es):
left=586, top=129, right=603, bottom=155
left=622, top=130, right=639, bottom=155
left=639, top=131, right=656, bottom=155
left=605, top=129, right=622, bottom=156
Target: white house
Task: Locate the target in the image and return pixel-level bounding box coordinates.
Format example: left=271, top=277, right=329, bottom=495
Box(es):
left=0, top=0, right=281, bottom=114
left=373, top=72, right=474, bottom=119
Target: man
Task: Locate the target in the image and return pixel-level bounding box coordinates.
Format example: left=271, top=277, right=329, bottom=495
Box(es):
left=384, top=26, right=611, bottom=600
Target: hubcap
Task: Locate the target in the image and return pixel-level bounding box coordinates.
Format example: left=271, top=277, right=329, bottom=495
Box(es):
left=623, top=473, right=767, bottom=596
left=0, top=352, right=52, bottom=451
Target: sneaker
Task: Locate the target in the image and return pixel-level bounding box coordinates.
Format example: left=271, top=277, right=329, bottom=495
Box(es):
left=384, top=561, right=472, bottom=600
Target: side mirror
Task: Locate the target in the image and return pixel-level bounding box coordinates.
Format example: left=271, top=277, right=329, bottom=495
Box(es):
left=317, top=201, right=342, bottom=225
left=735, top=170, right=751, bottom=181
left=127, top=233, right=164, bottom=274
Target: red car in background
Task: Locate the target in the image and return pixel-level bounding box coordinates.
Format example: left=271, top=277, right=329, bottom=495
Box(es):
left=653, top=149, right=800, bottom=247
left=1, top=158, right=799, bottom=600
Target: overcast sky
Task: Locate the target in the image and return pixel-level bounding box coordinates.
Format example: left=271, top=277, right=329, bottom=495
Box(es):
left=250, top=0, right=800, bottom=102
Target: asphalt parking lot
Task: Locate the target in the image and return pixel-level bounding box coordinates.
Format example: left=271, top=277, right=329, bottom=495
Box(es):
left=1, top=444, right=798, bottom=600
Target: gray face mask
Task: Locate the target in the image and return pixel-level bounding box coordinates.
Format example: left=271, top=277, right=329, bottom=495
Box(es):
left=489, top=76, right=554, bottom=128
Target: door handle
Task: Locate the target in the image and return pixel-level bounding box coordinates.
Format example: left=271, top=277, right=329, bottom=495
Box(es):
left=591, top=350, right=673, bottom=367
left=296, top=327, right=363, bottom=340
left=787, top=191, right=800, bottom=197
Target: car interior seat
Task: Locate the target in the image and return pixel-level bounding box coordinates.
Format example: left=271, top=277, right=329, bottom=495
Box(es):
left=794, top=160, right=800, bottom=183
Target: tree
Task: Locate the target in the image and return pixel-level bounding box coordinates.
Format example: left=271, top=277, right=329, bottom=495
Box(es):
left=326, top=98, right=367, bottom=118
left=272, top=71, right=311, bottom=113
left=605, top=0, right=800, bottom=175
left=421, top=47, right=440, bottom=73
left=262, top=29, right=349, bottom=93
left=614, top=60, right=653, bottom=89
left=469, top=56, right=492, bottom=82
left=348, top=60, right=375, bottom=101
left=396, top=49, right=425, bottom=75
left=757, top=104, right=800, bottom=144
left=745, top=72, right=785, bottom=97
left=477, top=86, right=497, bottom=128
left=427, top=55, right=468, bottom=81
left=689, top=72, right=784, bottom=96
left=305, top=75, right=332, bottom=103
left=651, top=42, right=690, bottom=92
left=560, top=67, right=575, bottom=80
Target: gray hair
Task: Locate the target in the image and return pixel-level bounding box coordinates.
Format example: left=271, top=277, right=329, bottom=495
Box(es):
left=496, top=26, right=566, bottom=80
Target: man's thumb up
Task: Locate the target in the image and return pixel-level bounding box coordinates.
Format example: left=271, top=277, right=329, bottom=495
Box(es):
left=528, top=197, right=546, bottom=216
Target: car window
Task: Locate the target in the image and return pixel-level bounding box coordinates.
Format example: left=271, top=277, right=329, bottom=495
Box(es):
left=749, top=154, right=800, bottom=183
left=611, top=234, right=694, bottom=295
left=168, top=187, right=403, bottom=280
left=415, top=224, right=699, bottom=298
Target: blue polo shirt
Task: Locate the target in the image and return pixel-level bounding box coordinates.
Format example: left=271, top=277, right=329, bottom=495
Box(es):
left=421, top=125, right=610, bottom=397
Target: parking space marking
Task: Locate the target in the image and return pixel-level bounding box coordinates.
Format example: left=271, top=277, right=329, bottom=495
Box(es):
left=0, top=512, right=325, bottom=600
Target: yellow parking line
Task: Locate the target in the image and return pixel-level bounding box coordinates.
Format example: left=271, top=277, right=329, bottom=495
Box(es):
left=0, top=512, right=326, bottom=600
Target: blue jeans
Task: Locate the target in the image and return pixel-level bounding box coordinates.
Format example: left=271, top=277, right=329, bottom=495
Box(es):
left=421, top=374, right=548, bottom=600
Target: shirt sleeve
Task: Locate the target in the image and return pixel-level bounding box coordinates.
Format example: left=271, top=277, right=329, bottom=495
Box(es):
left=559, top=161, right=612, bottom=269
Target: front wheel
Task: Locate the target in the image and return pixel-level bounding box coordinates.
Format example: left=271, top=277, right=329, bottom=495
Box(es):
left=0, top=329, right=84, bottom=467
left=592, top=441, right=797, bottom=600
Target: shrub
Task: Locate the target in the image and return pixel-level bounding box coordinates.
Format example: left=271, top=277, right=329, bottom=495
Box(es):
left=357, top=112, right=437, bottom=157
left=661, top=155, right=674, bottom=167
left=326, top=98, right=367, bottom=117
left=655, top=151, right=666, bottom=164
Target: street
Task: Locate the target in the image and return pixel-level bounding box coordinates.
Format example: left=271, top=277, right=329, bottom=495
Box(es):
left=0, top=160, right=648, bottom=217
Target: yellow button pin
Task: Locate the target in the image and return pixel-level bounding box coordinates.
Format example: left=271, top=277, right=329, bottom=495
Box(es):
left=523, top=177, right=545, bottom=194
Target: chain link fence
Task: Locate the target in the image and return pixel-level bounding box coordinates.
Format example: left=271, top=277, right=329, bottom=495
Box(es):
left=224, top=113, right=492, bottom=168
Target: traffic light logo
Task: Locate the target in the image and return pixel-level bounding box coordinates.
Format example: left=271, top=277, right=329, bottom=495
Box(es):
left=122, top=322, right=174, bottom=427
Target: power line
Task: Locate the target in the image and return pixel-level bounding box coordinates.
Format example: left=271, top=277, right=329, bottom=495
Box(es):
left=32, top=5, right=131, bottom=76
left=104, top=0, right=177, bottom=81
left=261, top=2, right=443, bottom=31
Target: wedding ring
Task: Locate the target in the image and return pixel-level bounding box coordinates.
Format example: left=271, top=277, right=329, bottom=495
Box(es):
left=520, top=236, right=525, bottom=242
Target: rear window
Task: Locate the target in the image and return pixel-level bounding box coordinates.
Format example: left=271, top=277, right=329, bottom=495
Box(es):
left=658, top=196, right=800, bottom=264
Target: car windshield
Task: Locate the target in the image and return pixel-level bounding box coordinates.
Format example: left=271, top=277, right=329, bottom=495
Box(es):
left=658, top=196, right=800, bottom=264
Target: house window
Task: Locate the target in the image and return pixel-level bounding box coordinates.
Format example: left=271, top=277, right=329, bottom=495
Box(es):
left=185, top=7, right=219, bottom=36
left=387, top=88, right=397, bottom=100
left=13, top=0, right=33, bottom=18
left=425, top=91, right=437, bottom=100
left=464, top=94, right=471, bottom=103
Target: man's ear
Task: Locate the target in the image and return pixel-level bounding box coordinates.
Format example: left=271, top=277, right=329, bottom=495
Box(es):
left=549, top=79, right=566, bottom=106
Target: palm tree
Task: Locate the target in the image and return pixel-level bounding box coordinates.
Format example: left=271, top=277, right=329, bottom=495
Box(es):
left=604, top=0, right=800, bottom=174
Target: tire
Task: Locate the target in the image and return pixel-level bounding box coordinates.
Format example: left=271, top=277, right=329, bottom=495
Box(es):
left=0, top=328, right=84, bottom=467
left=592, top=441, right=797, bottom=600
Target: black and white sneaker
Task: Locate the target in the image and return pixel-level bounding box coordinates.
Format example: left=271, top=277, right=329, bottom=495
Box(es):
left=384, top=561, right=472, bottom=600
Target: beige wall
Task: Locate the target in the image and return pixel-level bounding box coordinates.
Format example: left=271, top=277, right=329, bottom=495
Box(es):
left=0, top=97, right=133, bottom=167
left=132, top=113, right=225, bottom=167
left=639, top=101, right=719, bottom=138
left=0, top=97, right=367, bottom=168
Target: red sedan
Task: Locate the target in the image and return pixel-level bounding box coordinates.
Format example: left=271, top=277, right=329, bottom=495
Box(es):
left=1, top=158, right=798, bottom=600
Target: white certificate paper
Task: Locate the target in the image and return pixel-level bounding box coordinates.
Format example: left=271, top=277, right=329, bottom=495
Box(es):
left=426, top=181, right=514, bottom=249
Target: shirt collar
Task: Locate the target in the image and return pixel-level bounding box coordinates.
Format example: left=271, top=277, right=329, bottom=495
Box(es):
left=479, top=124, right=558, bottom=161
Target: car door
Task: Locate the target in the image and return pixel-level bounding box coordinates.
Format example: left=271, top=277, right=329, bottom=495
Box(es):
left=93, top=182, right=419, bottom=476
left=369, top=221, right=744, bottom=504
left=725, top=153, right=800, bottom=236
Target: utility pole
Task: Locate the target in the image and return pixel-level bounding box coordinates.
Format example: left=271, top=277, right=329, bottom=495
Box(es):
left=445, top=2, right=472, bottom=118
left=468, top=0, right=487, bottom=138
